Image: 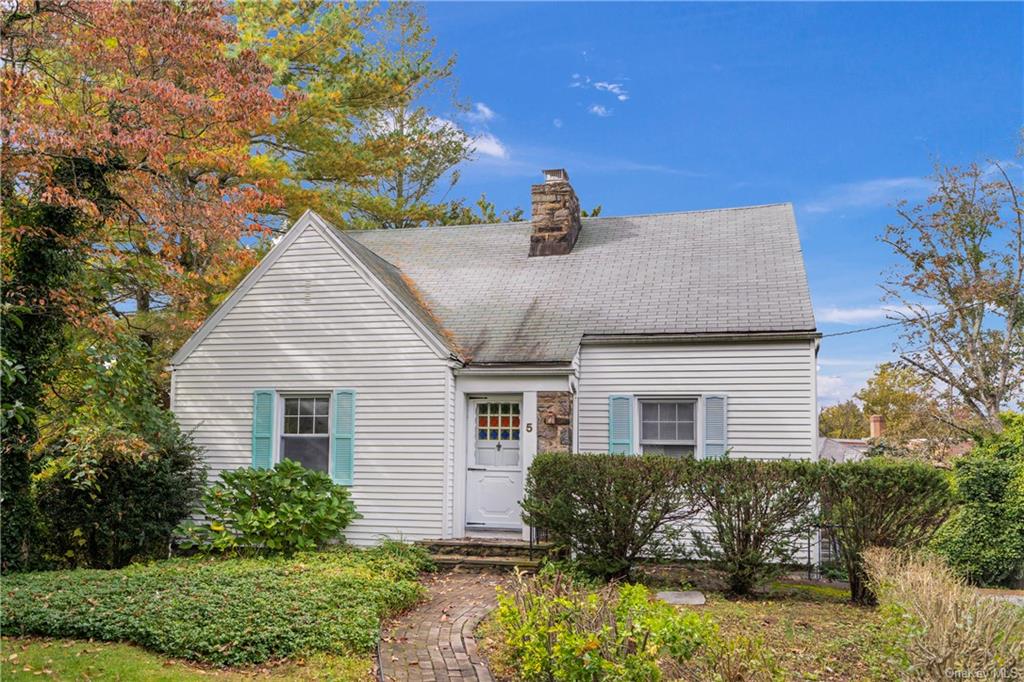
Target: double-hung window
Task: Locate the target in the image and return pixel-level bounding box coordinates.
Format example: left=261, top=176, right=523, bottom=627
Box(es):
left=639, top=398, right=697, bottom=457
left=281, top=395, right=330, bottom=473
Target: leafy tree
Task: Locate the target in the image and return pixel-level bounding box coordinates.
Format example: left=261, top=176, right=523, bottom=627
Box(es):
left=855, top=362, right=961, bottom=445
left=1, top=0, right=276, bottom=567
left=439, top=194, right=525, bottom=225
left=0, top=196, right=91, bottom=571
left=819, top=400, right=866, bottom=438
left=239, top=1, right=471, bottom=230
left=2, top=0, right=279, bottom=349
left=881, top=162, right=1024, bottom=433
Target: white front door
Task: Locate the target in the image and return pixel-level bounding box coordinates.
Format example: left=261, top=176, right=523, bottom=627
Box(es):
left=466, top=398, right=523, bottom=529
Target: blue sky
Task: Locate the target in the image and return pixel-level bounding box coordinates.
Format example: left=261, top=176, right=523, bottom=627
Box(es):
left=421, top=1, right=1023, bottom=406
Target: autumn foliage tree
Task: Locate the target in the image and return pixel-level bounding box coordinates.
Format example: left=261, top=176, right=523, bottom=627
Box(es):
left=1, top=0, right=278, bottom=569
left=882, top=162, right=1024, bottom=433
left=819, top=400, right=867, bottom=439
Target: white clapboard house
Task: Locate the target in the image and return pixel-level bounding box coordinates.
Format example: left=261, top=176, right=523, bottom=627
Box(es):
left=170, top=169, right=820, bottom=544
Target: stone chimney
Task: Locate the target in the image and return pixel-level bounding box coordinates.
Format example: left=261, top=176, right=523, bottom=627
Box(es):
left=869, top=414, right=885, bottom=439
left=529, top=169, right=582, bottom=257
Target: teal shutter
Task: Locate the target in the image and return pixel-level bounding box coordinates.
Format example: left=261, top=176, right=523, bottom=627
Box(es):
left=251, top=390, right=275, bottom=469
left=608, top=394, right=634, bottom=454
left=703, top=395, right=728, bottom=459
left=331, top=389, right=356, bottom=485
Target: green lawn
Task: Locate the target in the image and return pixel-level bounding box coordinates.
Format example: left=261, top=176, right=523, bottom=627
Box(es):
left=1, top=543, right=432, bottom=670
left=1, top=637, right=372, bottom=681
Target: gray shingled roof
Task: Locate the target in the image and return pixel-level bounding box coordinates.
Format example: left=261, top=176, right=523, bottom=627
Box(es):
left=332, top=229, right=456, bottom=353
left=339, top=203, right=816, bottom=363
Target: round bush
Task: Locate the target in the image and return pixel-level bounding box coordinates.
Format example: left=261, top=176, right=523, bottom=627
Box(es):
left=34, top=427, right=206, bottom=569
left=181, top=459, right=362, bottom=556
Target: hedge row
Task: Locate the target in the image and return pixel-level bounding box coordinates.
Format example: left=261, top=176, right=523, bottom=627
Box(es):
left=523, top=453, right=956, bottom=603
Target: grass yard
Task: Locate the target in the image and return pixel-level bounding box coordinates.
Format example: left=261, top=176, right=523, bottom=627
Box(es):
left=677, top=582, right=893, bottom=681
left=1, top=638, right=372, bottom=681
left=1, top=543, right=432, bottom=674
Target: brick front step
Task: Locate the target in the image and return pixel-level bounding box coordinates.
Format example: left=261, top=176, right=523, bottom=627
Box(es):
left=430, top=554, right=543, bottom=571
left=415, top=538, right=555, bottom=559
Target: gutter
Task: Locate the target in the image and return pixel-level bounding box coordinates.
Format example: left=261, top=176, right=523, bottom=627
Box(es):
left=581, top=330, right=822, bottom=345
left=454, top=362, right=574, bottom=376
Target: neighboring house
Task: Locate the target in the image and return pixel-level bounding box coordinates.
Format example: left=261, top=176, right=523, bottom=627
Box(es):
left=817, top=438, right=869, bottom=463
left=170, top=169, right=820, bottom=544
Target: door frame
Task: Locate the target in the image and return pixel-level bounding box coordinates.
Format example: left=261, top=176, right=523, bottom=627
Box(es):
left=453, top=373, right=571, bottom=541
left=464, top=394, right=524, bottom=531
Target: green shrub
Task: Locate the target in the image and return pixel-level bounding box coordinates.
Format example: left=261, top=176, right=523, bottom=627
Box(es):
left=521, top=452, right=698, bottom=580
left=821, top=458, right=955, bottom=604
left=33, top=426, right=205, bottom=569
left=689, top=458, right=821, bottom=595
left=1, top=545, right=427, bottom=666
left=933, top=413, right=1024, bottom=586
left=865, top=547, right=1024, bottom=678
left=493, top=571, right=713, bottom=681
left=181, top=459, right=361, bottom=556
left=694, top=632, right=783, bottom=682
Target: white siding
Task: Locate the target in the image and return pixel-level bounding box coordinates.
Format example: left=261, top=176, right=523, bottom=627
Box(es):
left=172, top=222, right=451, bottom=544
left=577, top=340, right=817, bottom=460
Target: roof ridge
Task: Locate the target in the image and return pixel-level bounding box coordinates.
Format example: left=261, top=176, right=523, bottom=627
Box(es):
left=342, top=202, right=793, bottom=235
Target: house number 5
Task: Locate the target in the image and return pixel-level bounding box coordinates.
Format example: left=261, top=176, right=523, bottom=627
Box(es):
left=526, top=423, right=533, bottom=433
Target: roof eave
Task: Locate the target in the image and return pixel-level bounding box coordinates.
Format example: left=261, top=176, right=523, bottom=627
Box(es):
left=581, top=330, right=821, bottom=345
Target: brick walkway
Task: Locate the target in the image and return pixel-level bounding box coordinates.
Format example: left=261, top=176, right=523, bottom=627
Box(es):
left=379, top=571, right=507, bottom=682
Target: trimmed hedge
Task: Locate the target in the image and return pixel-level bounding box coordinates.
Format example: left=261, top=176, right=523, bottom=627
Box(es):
left=521, top=452, right=698, bottom=580
left=1, top=543, right=431, bottom=666
left=690, top=458, right=820, bottom=595
left=524, top=452, right=956, bottom=601
left=821, top=458, right=955, bottom=604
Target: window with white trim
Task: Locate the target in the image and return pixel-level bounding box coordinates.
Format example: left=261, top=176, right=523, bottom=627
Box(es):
left=639, top=398, right=696, bottom=457
left=281, top=395, right=330, bottom=473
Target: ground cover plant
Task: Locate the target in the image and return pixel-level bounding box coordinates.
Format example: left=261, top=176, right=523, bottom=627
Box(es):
left=482, top=569, right=895, bottom=682
left=1, top=543, right=431, bottom=667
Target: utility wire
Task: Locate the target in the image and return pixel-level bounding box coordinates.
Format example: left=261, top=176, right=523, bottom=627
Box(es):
left=819, top=301, right=990, bottom=339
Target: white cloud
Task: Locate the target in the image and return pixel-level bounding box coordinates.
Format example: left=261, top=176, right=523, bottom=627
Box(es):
left=817, top=374, right=852, bottom=403
left=594, top=81, right=629, bottom=101
left=553, top=118, right=563, bottom=128
left=463, top=102, right=496, bottom=124
left=804, top=176, right=933, bottom=214
left=588, top=104, right=612, bottom=117
left=815, top=304, right=931, bottom=325
left=570, top=74, right=590, bottom=88
left=471, top=132, right=508, bottom=159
